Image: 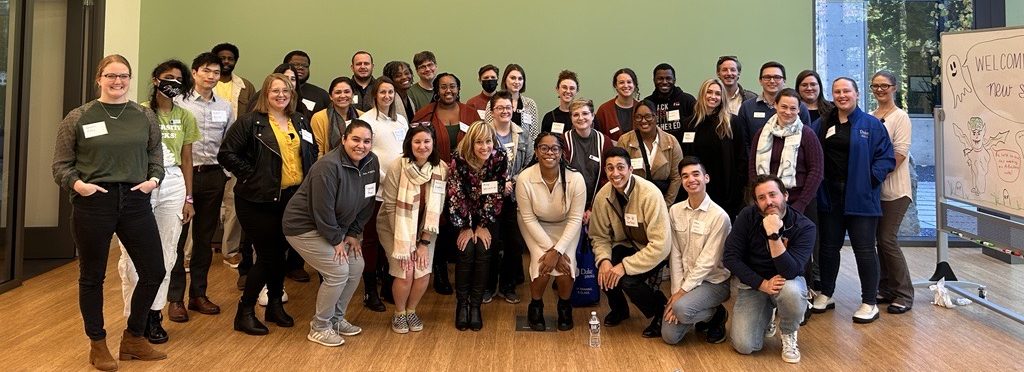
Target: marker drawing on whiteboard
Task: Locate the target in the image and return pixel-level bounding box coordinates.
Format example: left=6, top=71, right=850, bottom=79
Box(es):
left=952, top=117, right=1009, bottom=195
left=945, top=55, right=972, bottom=109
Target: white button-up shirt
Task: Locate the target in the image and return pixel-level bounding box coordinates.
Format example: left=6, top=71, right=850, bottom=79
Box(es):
left=668, top=193, right=732, bottom=293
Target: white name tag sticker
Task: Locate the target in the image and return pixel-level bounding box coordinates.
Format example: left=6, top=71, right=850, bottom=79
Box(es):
left=364, top=183, right=376, bottom=198
left=826, top=126, right=836, bottom=139
left=551, top=122, right=565, bottom=134
left=691, top=220, right=707, bottom=235
left=300, top=129, right=313, bottom=144
left=170, top=119, right=182, bottom=125
left=82, top=121, right=108, bottom=138
left=352, top=95, right=359, bottom=104
left=667, top=110, right=680, bottom=121
left=481, top=181, right=499, bottom=195
left=301, top=98, right=316, bottom=112
left=431, top=179, right=446, bottom=194
left=460, top=122, right=469, bottom=132
left=522, top=115, right=533, bottom=125
left=504, top=142, right=514, bottom=150
left=682, top=132, right=696, bottom=143
left=211, top=110, right=228, bottom=123
left=624, top=213, right=639, bottom=227
left=609, top=126, right=620, bottom=134
left=393, top=127, right=407, bottom=142
left=753, top=111, right=766, bottom=119
left=589, top=154, right=601, bottom=163
left=630, top=158, right=644, bottom=169
left=477, top=110, right=487, bottom=119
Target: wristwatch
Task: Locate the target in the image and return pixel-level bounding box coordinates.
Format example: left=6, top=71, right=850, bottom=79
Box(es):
left=767, top=232, right=781, bottom=241
left=417, top=239, right=431, bottom=246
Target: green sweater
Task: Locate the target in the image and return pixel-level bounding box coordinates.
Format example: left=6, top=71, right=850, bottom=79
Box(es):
left=52, top=100, right=164, bottom=191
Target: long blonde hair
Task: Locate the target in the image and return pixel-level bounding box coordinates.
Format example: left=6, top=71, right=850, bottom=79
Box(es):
left=457, top=120, right=497, bottom=170
left=693, top=78, right=733, bottom=140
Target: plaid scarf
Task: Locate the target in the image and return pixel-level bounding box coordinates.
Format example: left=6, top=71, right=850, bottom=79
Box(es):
left=392, top=158, right=446, bottom=260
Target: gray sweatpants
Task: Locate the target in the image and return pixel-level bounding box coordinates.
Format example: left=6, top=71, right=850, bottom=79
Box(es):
left=286, top=230, right=364, bottom=331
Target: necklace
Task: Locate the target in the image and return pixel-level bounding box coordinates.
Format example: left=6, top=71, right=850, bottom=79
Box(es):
left=100, top=101, right=128, bottom=120
left=874, top=105, right=895, bottom=120
left=542, top=174, right=559, bottom=186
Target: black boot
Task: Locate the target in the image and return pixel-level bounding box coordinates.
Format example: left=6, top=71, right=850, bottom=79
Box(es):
left=144, top=310, right=169, bottom=344
left=528, top=300, right=545, bottom=331
left=363, top=273, right=386, bottom=312
left=234, top=302, right=268, bottom=335
left=380, top=271, right=395, bottom=304
left=455, top=300, right=469, bottom=331
left=642, top=316, right=663, bottom=338
left=433, top=264, right=453, bottom=295
left=557, top=298, right=574, bottom=331
left=265, top=298, right=294, bottom=327
left=469, top=305, right=483, bottom=331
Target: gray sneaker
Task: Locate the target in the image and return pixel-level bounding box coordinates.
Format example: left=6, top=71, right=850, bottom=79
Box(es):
left=391, top=313, right=409, bottom=334
left=765, top=307, right=777, bottom=337
left=307, top=325, right=344, bottom=347
left=333, top=318, right=362, bottom=336
left=407, top=312, right=424, bottom=332
left=781, top=331, right=801, bottom=363
left=482, top=290, right=495, bottom=304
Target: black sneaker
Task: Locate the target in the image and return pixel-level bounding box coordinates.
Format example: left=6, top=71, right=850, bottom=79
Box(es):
left=604, top=310, right=630, bottom=327
left=705, top=305, right=728, bottom=344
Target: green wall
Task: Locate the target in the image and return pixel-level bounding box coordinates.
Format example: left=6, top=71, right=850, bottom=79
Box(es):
left=139, top=1, right=813, bottom=109
left=1009, top=0, right=1024, bottom=26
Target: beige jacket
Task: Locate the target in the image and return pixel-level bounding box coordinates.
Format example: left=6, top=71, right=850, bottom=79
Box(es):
left=616, top=128, right=683, bottom=204
left=590, top=175, right=672, bottom=275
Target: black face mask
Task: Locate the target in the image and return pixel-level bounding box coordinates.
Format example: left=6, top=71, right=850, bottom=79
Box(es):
left=481, top=79, right=498, bottom=93
left=158, top=78, right=183, bottom=98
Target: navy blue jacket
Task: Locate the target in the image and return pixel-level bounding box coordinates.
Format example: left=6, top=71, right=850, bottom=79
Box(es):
left=723, top=205, right=815, bottom=289
left=811, top=107, right=895, bottom=217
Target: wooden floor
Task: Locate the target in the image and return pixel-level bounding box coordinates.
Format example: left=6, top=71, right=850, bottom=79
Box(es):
left=1, top=245, right=1023, bottom=372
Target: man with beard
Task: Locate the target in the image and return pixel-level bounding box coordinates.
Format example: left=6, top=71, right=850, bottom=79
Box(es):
left=734, top=61, right=810, bottom=149
left=466, top=64, right=499, bottom=117
left=723, top=175, right=814, bottom=364
left=408, top=51, right=438, bottom=109
left=284, top=50, right=330, bottom=116
left=716, top=56, right=756, bottom=115
left=350, top=51, right=376, bottom=112
left=644, top=63, right=696, bottom=141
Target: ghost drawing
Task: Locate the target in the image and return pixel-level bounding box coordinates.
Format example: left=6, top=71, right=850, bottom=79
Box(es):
left=945, top=55, right=972, bottom=109
left=952, top=117, right=1009, bottom=195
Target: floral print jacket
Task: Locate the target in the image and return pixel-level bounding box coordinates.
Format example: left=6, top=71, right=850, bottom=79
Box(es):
left=447, top=148, right=510, bottom=229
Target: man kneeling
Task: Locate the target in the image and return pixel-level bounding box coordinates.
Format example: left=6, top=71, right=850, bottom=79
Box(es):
left=723, top=175, right=814, bottom=363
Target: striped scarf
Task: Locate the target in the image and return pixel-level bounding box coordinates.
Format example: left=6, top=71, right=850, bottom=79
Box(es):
left=392, top=158, right=446, bottom=260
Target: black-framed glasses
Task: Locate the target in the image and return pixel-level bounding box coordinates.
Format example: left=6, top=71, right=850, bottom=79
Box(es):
left=870, top=84, right=893, bottom=91
left=537, top=145, right=562, bottom=153
left=633, top=114, right=655, bottom=122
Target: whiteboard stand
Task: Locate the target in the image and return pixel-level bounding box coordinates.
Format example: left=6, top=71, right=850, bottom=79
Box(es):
left=915, top=106, right=1024, bottom=326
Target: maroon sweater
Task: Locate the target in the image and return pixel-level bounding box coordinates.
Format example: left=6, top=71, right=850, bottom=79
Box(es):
left=747, top=125, right=824, bottom=213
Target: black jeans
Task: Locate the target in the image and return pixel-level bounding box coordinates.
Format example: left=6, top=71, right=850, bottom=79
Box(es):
left=486, top=198, right=524, bottom=293
left=604, top=245, right=668, bottom=318
left=455, top=227, right=496, bottom=305
left=818, top=183, right=880, bottom=304
left=72, top=183, right=165, bottom=340
left=170, top=167, right=226, bottom=301
left=238, top=229, right=253, bottom=276
left=237, top=187, right=297, bottom=306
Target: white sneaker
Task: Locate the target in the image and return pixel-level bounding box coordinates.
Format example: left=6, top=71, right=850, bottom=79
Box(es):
left=307, top=325, right=344, bottom=347
left=781, top=331, right=801, bottom=363
left=852, top=303, right=879, bottom=324
left=764, top=307, right=777, bottom=337
left=810, top=294, right=835, bottom=313
left=334, top=318, right=362, bottom=336
left=257, top=286, right=289, bottom=306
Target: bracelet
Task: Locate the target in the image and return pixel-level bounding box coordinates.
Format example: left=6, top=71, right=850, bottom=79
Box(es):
left=185, top=195, right=194, bottom=204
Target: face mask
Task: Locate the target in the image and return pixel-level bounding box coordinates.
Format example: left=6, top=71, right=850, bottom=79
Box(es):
left=158, top=78, right=183, bottom=98
left=481, top=79, right=498, bottom=93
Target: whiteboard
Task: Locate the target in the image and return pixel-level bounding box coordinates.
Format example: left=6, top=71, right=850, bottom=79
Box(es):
left=941, top=27, right=1024, bottom=218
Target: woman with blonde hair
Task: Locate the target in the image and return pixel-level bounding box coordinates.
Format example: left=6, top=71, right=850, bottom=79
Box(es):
left=679, top=78, right=748, bottom=216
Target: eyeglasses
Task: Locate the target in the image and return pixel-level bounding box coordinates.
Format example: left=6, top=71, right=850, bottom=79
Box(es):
left=102, top=73, right=131, bottom=81
left=760, top=75, right=784, bottom=82
left=269, top=89, right=290, bottom=95
left=870, top=84, right=893, bottom=91
left=537, top=145, right=562, bottom=153
left=633, top=114, right=655, bottom=122
left=416, top=62, right=436, bottom=71
left=493, top=105, right=514, bottom=112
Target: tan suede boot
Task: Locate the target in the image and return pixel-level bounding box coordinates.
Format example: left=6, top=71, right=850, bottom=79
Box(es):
left=89, top=338, right=118, bottom=371
left=118, top=329, right=167, bottom=361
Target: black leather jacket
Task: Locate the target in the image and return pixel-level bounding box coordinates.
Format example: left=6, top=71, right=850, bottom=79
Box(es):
left=218, top=111, right=318, bottom=203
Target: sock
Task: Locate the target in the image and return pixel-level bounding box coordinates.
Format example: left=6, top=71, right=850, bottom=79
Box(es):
left=396, top=310, right=406, bottom=316
left=407, top=308, right=416, bottom=314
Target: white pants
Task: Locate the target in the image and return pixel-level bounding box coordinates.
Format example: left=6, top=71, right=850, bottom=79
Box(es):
left=117, top=167, right=185, bottom=316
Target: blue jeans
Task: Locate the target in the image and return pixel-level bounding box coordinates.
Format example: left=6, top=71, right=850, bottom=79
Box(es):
left=661, top=280, right=730, bottom=345
left=818, top=209, right=880, bottom=305
left=729, top=277, right=807, bottom=355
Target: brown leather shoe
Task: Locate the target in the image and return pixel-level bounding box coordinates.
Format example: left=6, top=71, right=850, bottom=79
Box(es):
left=286, top=268, right=311, bottom=282
left=89, top=338, right=118, bottom=371
left=118, top=329, right=166, bottom=361
left=167, top=301, right=189, bottom=323
left=236, top=275, right=246, bottom=291
left=188, top=296, right=221, bottom=315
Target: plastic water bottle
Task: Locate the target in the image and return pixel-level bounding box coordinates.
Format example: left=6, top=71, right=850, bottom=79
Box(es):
left=588, top=311, right=601, bottom=347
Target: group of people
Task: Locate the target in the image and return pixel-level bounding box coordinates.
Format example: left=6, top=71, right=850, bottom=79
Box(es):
left=53, top=44, right=915, bottom=370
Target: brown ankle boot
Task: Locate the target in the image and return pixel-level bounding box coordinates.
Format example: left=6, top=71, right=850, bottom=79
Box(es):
left=118, top=329, right=167, bottom=361
left=89, top=338, right=118, bottom=371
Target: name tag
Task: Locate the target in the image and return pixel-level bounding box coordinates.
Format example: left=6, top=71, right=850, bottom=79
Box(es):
left=477, top=110, right=487, bottom=119
left=609, top=127, right=620, bottom=134
left=364, top=183, right=376, bottom=198
left=352, top=95, right=360, bottom=104
left=522, top=115, right=533, bottom=125
left=691, top=220, right=707, bottom=235
left=481, top=181, right=499, bottom=195
left=589, top=154, right=601, bottom=163
left=170, top=119, right=182, bottom=125
left=82, top=121, right=108, bottom=138
left=300, top=129, right=313, bottom=144
left=211, top=110, right=228, bottom=122
left=630, top=158, right=643, bottom=169
left=753, top=112, right=766, bottom=118
left=682, top=132, right=695, bottom=143
left=826, top=126, right=836, bottom=139
left=551, top=122, right=565, bottom=134
left=460, top=122, right=469, bottom=132
left=624, top=213, right=639, bottom=227
left=667, top=110, right=680, bottom=121
left=431, top=179, right=446, bottom=194
left=301, top=98, right=316, bottom=112
left=393, top=127, right=407, bottom=142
